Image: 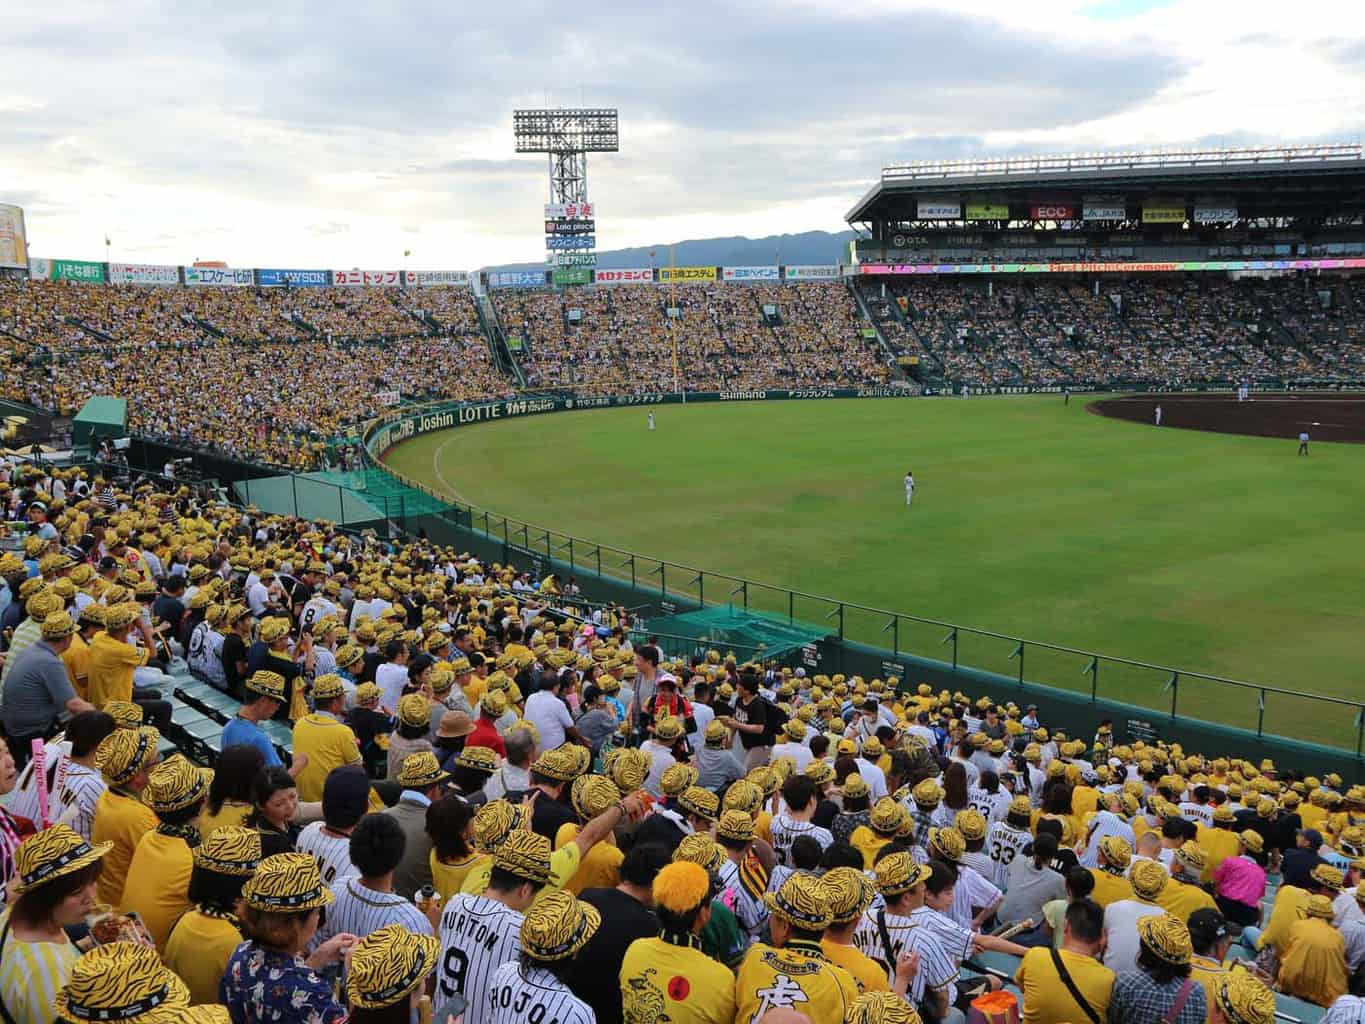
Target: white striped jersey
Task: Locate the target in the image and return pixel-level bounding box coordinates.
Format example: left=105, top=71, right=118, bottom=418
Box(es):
left=487, top=962, right=594, bottom=1024
left=984, top=822, right=1032, bottom=888
left=315, top=877, right=433, bottom=944
left=852, top=906, right=962, bottom=1004
left=769, top=814, right=834, bottom=867
left=438, top=893, right=525, bottom=1024
left=299, top=596, right=339, bottom=634
left=8, top=740, right=71, bottom=825
left=948, top=863, right=1001, bottom=929
left=54, top=762, right=107, bottom=841
left=296, top=821, right=359, bottom=887
left=718, top=857, right=771, bottom=938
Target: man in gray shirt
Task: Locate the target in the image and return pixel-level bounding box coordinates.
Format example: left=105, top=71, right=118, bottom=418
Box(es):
left=696, top=719, right=745, bottom=792
left=1, top=611, right=93, bottom=768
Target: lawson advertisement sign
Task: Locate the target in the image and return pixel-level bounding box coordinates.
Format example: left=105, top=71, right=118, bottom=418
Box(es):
left=257, top=268, right=331, bottom=287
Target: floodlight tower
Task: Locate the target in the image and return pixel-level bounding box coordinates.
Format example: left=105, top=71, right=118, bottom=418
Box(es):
left=513, top=108, right=619, bottom=204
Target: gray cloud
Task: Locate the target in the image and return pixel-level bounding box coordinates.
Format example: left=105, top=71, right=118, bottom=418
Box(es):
left=9, top=0, right=1357, bottom=258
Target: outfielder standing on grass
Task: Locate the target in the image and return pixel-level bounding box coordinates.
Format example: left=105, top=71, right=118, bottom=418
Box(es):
left=905, top=470, right=915, bottom=508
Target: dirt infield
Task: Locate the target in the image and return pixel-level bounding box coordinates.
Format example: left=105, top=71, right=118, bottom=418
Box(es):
left=1091, top=392, right=1365, bottom=443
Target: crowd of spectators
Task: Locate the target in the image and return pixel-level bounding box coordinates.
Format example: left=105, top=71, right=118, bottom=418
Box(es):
left=0, top=467, right=1361, bottom=1023
left=0, top=280, right=508, bottom=469
left=868, top=276, right=1365, bottom=388
left=499, top=282, right=890, bottom=393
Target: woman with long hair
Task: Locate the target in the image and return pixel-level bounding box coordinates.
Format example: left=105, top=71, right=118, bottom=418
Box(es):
left=943, top=761, right=970, bottom=813
left=164, top=826, right=263, bottom=1005
left=199, top=743, right=265, bottom=834
left=247, top=767, right=299, bottom=857
left=427, top=796, right=479, bottom=901
left=0, top=825, right=109, bottom=1024
left=221, top=854, right=356, bottom=1024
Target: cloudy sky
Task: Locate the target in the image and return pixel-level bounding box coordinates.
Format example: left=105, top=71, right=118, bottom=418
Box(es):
left=3, top=0, right=1363, bottom=270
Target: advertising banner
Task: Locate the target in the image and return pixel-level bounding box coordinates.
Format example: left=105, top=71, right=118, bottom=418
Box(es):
left=333, top=269, right=401, bottom=286
left=857, top=257, right=1365, bottom=275
left=550, top=253, right=597, bottom=267
left=488, top=270, right=547, bottom=288
left=964, top=202, right=1009, bottom=220
left=0, top=205, right=27, bottom=270
left=35, top=258, right=106, bottom=283
left=546, top=235, right=596, bottom=251
left=405, top=270, right=469, bottom=287
left=106, top=262, right=180, bottom=285
left=1082, top=197, right=1126, bottom=220
left=784, top=265, right=840, bottom=280
left=593, top=268, right=653, bottom=284
left=658, top=266, right=717, bottom=282
left=916, top=200, right=961, bottom=219
left=1194, top=204, right=1238, bottom=224
left=552, top=267, right=591, bottom=285
left=184, top=266, right=254, bottom=287
left=257, top=268, right=331, bottom=287
left=722, top=265, right=780, bottom=281
left=1029, top=202, right=1075, bottom=220
left=545, top=219, right=596, bottom=235
left=544, top=202, right=594, bottom=220
left=1141, top=202, right=1186, bottom=224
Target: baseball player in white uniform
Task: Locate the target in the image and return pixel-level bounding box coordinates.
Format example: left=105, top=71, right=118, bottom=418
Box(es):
left=904, top=470, right=915, bottom=507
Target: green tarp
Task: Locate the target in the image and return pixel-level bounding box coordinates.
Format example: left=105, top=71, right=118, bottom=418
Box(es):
left=72, top=396, right=127, bottom=449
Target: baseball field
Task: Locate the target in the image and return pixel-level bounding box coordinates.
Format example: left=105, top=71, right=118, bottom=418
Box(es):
left=383, top=394, right=1365, bottom=743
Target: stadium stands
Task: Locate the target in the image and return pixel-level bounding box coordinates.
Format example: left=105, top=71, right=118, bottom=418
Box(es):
left=3, top=274, right=1365, bottom=474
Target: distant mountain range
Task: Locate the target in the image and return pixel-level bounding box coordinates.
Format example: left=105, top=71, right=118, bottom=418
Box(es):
left=485, top=230, right=858, bottom=273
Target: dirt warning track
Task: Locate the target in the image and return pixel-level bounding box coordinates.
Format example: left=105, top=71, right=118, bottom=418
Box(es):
left=1090, top=392, right=1365, bottom=443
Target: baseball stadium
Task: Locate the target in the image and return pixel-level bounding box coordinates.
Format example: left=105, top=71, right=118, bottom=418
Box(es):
left=5, top=134, right=1365, bottom=1022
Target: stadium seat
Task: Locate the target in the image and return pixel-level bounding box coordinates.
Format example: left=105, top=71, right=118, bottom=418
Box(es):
left=1274, top=991, right=1326, bottom=1024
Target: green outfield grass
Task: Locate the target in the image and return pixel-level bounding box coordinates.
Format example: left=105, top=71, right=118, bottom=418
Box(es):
left=384, top=396, right=1365, bottom=742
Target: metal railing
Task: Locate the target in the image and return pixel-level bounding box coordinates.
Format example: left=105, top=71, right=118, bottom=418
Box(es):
left=436, top=498, right=1364, bottom=755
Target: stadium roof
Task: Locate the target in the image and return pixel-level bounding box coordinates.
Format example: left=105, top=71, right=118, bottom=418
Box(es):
left=846, top=143, right=1365, bottom=224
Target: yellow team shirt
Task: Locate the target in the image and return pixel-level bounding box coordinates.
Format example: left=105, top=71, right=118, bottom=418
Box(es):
left=736, top=941, right=860, bottom=1024
left=290, top=713, right=361, bottom=802
left=849, top=826, right=893, bottom=870
left=1190, top=954, right=1229, bottom=1023
left=1196, top=827, right=1243, bottom=884
left=555, top=822, right=623, bottom=895
left=460, top=841, right=582, bottom=905
left=1072, top=786, right=1100, bottom=819
left=1132, top=816, right=1155, bottom=841
left=91, top=788, right=158, bottom=907
left=198, top=801, right=253, bottom=835
left=119, top=829, right=194, bottom=952
left=86, top=633, right=149, bottom=709
left=61, top=632, right=91, bottom=700
left=1156, top=878, right=1217, bottom=921
left=1279, top=918, right=1349, bottom=1007
left=1298, top=803, right=1329, bottom=832
left=429, top=851, right=482, bottom=901
left=620, top=935, right=738, bottom=1024
left=164, top=907, right=245, bottom=1006
left=1014, top=945, right=1115, bottom=1024
left=821, top=938, right=890, bottom=994
left=462, top=674, right=488, bottom=707
left=1088, top=868, right=1135, bottom=909
left=756, top=810, right=773, bottom=846
left=1258, top=885, right=1309, bottom=953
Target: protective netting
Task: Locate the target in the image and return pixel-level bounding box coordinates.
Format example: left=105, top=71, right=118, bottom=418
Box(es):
left=637, top=606, right=829, bottom=662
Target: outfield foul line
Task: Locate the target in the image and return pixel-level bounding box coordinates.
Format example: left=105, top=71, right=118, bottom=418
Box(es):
left=431, top=433, right=468, bottom=504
